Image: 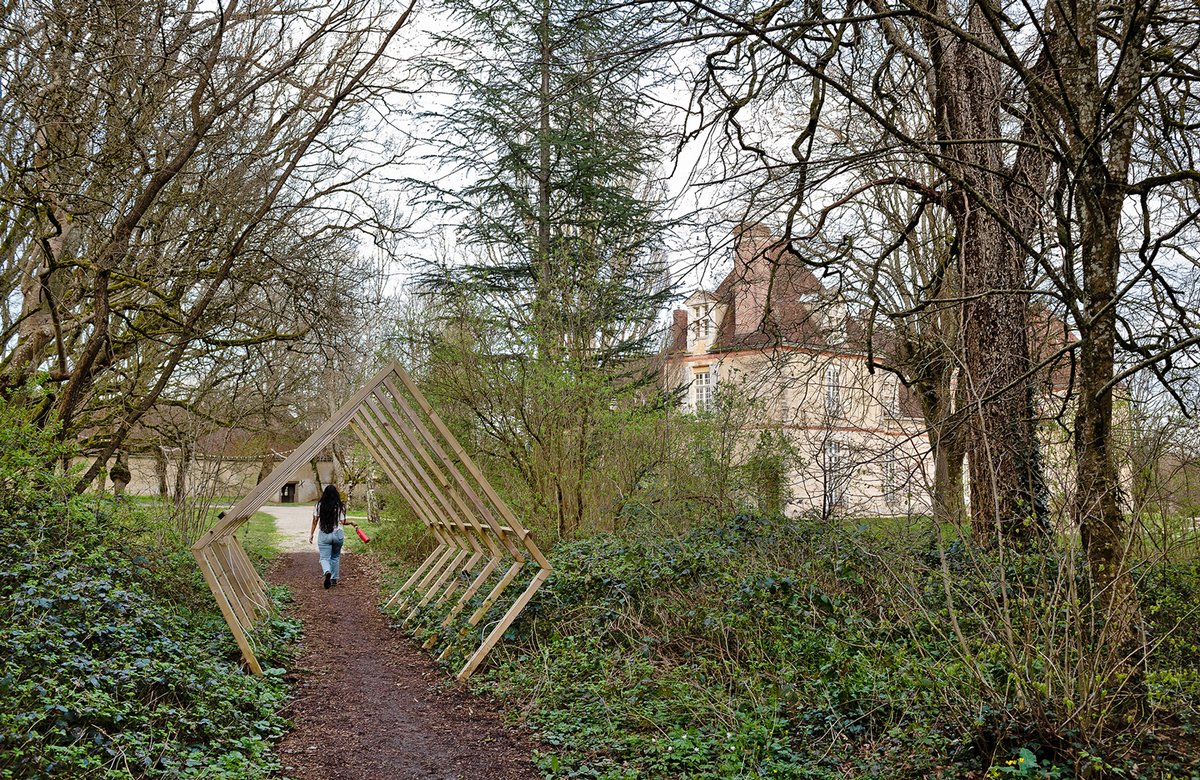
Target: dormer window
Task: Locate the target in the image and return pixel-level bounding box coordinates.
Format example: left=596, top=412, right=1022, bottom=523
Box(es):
left=684, top=291, right=722, bottom=350
left=692, top=306, right=711, bottom=339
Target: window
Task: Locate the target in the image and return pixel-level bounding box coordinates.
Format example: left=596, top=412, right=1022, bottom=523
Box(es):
left=823, top=439, right=850, bottom=510
left=824, top=365, right=841, bottom=416
left=694, top=369, right=714, bottom=412
left=882, top=451, right=899, bottom=506
left=886, top=379, right=901, bottom=419
left=777, top=395, right=790, bottom=424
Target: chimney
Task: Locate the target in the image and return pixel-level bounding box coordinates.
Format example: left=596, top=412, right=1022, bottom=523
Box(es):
left=733, top=222, right=773, bottom=269
left=670, top=309, right=688, bottom=352
left=732, top=223, right=775, bottom=335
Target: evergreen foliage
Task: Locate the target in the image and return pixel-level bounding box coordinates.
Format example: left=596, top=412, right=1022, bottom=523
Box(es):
left=419, top=0, right=673, bottom=361
left=456, top=514, right=1200, bottom=778
left=0, top=402, right=297, bottom=779
left=397, top=0, right=679, bottom=539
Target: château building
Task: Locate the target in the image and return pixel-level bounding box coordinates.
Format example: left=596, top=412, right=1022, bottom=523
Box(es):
left=664, top=224, right=933, bottom=518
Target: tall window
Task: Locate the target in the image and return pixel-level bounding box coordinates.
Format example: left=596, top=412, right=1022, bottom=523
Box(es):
left=882, top=450, right=899, bottom=506
left=693, top=306, right=711, bottom=339
left=886, top=379, right=901, bottom=419
left=824, top=365, right=841, bottom=416
left=694, top=369, right=713, bottom=412
left=823, top=438, right=849, bottom=511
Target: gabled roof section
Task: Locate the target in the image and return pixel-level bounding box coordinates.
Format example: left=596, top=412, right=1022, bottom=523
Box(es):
left=708, top=223, right=839, bottom=350
left=684, top=288, right=719, bottom=306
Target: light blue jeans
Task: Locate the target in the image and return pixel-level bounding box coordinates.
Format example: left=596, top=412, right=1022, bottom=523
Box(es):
left=316, top=528, right=345, bottom=580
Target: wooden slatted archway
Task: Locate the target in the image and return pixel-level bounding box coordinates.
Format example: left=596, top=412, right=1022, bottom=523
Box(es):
left=191, top=361, right=551, bottom=681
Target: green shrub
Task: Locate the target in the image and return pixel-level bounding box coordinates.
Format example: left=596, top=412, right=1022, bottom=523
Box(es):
left=0, top=401, right=297, bottom=779
left=435, top=512, right=1200, bottom=779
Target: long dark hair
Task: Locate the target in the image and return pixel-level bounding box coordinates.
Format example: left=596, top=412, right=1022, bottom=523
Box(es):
left=318, top=485, right=343, bottom=534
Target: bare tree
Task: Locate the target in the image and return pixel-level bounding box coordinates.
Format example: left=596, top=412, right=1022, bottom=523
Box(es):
left=653, top=0, right=1200, bottom=704
left=0, top=0, right=417, bottom=489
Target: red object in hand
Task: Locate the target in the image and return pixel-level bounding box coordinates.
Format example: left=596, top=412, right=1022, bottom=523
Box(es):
left=355, top=526, right=370, bottom=543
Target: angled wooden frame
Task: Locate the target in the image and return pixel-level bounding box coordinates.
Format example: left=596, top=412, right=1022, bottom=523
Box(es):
left=191, top=361, right=551, bottom=681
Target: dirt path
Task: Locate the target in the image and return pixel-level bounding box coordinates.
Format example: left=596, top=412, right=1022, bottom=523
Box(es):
left=271, top=552, right=541, bottom=780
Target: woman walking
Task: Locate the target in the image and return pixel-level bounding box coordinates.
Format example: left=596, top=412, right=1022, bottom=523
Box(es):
left=308, top=485, right=358, bottom=589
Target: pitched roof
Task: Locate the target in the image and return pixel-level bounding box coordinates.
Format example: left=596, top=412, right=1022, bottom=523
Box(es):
left=1029, top=302, right=1078, bottom=390
left=707, top=223, right=839, bottom=350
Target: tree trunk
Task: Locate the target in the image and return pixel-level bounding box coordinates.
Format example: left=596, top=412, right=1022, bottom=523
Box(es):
left=366, top=466, right=381, bottom=524
left=311, top=457, right=325, bottom=494
left=110, top=452, right=131, bottom=497
left=156, top=447, right=170, bottom=497
left=923, top=3, right=1047, bottom=544
left=959, top=206, right=1046, bottom=543
left=912, top=359, right=967, bottom=528
left=1062, top=0, right=1147, bottom=658
left=930, top=420, right=966, bottom=528
left=257, top=455, right=274, bottom=485
left=1075, top=236, right=1138, bottom=640
left=534, top=0, right=555, bottom=356
left=172, top=443, right=192, bottom=508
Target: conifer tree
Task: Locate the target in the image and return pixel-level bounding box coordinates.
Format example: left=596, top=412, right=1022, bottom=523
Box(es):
left=412, top=0, right=674, bottom=537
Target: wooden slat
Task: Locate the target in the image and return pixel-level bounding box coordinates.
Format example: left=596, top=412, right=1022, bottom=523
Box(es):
left=456, top=568, right=551, bottom=681
left=193, top=363, right=397, bottom=549
left=468, top=560, right=525, bottom=627
left=221, top=539, right=268, bottom=619
left=436, top=551, right=482, bottom=606
left=414, top=544, right=459, bottom=595
left=350, top=417, right=445, bottom=536
left=388, top=545, right=446, bottom=606
left=193, top=360, right=551, bottom=682
left=192, top=547, right=262, bottom=674
left=380, top=377, right=523, bottom=560
left=360, top=399, right=482, bottom=555
left=231, top=527, right=268, bottom=593
left=408, top=548, right=469, bottom=619
left=203, top=545, right=254, bottom=631
left=352, top=412, right=475, bottom=612
left=370, top=392, right=501, bottom=561
left=386, top=542, right=449, bottom=609
left=443, top=555, right=503, bottom=625
left=387, top=370, right=549, bottom=569
left=356, top=409, right=473, bottom=563
left=372, top=388, right=503, bottom=559
left=355, top=415, right=482, bottom=605
left=214, top=540, right=260, bottom=624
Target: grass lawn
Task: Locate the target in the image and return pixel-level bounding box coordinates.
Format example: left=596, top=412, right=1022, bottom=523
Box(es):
left=232, top=510, right=282, bottom=564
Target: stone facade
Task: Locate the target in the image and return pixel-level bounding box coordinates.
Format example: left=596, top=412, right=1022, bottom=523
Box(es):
left=664, top=224, right=933, bottom=518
